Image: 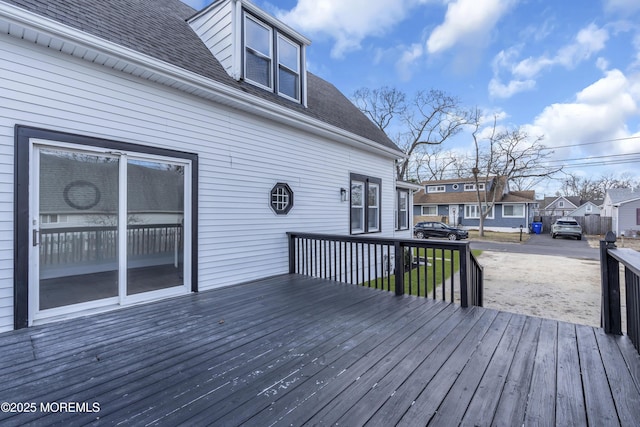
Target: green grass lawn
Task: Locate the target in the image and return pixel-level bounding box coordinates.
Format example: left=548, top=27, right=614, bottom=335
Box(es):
left=363, top=248, right=482, bottom=297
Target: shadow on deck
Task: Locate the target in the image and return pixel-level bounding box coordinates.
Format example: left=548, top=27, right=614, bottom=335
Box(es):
left=1, top=274, right=639, bottom=426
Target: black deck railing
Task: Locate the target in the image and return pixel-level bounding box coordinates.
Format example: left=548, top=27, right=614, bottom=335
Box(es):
left=287, top=232, right=483, bottom=307
left=601, top=232, right=640, bottom=355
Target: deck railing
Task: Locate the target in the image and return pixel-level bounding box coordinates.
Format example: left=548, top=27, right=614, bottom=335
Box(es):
left=287, top=232, right=483, bottom=307
left=601, top=232, right=640, bottom=355
left=39, top=223, right=182, bottom=266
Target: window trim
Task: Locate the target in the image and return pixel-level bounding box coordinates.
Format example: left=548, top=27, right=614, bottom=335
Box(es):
left=14, top=125, right=199, bottom=330
left=464, top=183, right=485, bottom=191
left=502, top=203, right=525, bottom=218
left=276, top=33, right=301, bottom=101
left=243, top=14, right=273, bottom=91
left=396, top=189, right=409, bottom=231
left=422, top=205, right=437, bottom=216
left=243, top=11, right=303, bottom=102
left=464, top=204, right=494, bottom=219
left=350, top=173, right=381, bottom=234
left=270, top=182, right=294, bottom=215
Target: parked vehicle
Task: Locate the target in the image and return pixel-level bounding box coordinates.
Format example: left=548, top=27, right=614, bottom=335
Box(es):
left=414, top=222, right=469, bottom=240
left=551, top=217, right=583, bottom=240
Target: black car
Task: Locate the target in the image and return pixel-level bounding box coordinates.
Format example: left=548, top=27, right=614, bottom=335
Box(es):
left=413, top=221, right=469, bottom=240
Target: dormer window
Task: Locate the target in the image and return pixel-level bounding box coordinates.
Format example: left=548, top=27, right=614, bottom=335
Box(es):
left=244, top=13, right=301, bottom=102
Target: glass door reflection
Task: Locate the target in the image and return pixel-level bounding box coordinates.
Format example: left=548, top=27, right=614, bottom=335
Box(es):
left=126, top=159, right=185, bottom=295
left=38, top=149, right=119, bottom=309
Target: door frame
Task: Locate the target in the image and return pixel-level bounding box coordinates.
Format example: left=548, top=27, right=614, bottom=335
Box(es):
left=14, top=126, right=199, bottom=329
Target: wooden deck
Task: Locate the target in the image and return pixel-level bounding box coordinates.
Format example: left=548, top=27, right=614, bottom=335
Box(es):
left=1, top=274, right=639, bottom=426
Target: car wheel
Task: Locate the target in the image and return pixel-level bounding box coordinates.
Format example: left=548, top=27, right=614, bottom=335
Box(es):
left=416, top=231, right=425, bottom=239
left=551, top=233, right=556, bottom=239
left=577, top=235, right=582, bottom=240
left=447, top=233, right=457, bottom=241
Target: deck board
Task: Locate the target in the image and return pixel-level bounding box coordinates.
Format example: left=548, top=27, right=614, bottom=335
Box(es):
left=0, top=274, right=639, bottom=426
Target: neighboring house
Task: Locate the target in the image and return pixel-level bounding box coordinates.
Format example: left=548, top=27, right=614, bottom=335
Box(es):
left=538, top=196, right=580, bottom=217
left=0, top=0, right=411, bottom=331
left=567, top=200, right=602, bottom=217
left=537, top=196, right=602, bottom=217
left=413, top=177, right=536, bottom=232
left=602, top=188, right=640, bottom=237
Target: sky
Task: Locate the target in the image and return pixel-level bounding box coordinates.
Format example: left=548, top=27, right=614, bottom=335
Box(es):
left=181, top=0, right=640, bottom=197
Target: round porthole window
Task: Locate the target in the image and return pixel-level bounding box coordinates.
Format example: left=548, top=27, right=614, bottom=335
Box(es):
left=452, top=184, right=459, bottom=190
left=270, top=183, right=293, bottom=215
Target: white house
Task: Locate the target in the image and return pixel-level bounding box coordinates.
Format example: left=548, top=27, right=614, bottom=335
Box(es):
left=0, top=0, right=412, bottom=331
left=602, top=188, right=640, bottom=237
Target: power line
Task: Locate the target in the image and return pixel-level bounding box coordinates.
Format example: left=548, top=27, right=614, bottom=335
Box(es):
left=544, top=151, right=640, bottom=164
left=539, top=135, right=640, bottom=150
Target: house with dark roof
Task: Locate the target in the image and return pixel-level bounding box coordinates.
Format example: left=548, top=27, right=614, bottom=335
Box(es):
left=537, top=196, right=602, bottom=217
left=0, top=0, right=412, bottom=331
left=602, top=188, right=640, bottom=237
left=413, top=177, right=536, bottom=232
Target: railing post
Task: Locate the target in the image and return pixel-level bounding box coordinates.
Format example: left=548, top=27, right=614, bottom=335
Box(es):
left=600, top=231, right=621, bottom=335
left=459, top=243, right=469, bottom=308
left=288, top=233, right=296, bottom=274
left=394, top=241, right=404, bottom=296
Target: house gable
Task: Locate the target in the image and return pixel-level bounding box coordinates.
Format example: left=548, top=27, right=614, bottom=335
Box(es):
left=188, top=0, right=311, bottom=105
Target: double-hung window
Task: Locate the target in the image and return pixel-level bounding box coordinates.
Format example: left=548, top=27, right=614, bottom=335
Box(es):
left=244, top=13, right=302, bottom=101
left=465, top=204, right=494, bottom=219
left=396, top=189, right=409, bottom=230
left=244, top=16, right=272, bottom=89
left=350, top=174, right=381, bottom=234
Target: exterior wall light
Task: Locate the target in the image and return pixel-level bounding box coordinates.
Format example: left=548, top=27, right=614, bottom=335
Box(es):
left=340, top=188, right=348, bottom=202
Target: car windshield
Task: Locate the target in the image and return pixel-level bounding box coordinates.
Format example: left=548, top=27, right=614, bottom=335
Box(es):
left=557, top=221, right=578, bottom=226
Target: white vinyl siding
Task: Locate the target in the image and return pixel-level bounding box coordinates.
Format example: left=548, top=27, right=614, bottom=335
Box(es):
left=0, top=35, right=398, bottom=331
left=188, top=0, right=235, bottom=77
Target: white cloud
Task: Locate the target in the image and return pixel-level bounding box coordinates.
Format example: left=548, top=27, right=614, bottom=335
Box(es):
left=525, top=70, right=639, bottom=153
left=276, top=0, right=427, bottom=58
left=396, top=43, right=425, bottom=81
left=604, top=0, right=640, bottom=15
left=426, top=0, right=517, bottom=54
left=489, top=24, right=609, bottom=98
left=488, top=78, right=536, bottom=98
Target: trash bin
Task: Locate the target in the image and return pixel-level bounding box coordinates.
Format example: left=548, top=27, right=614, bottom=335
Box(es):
left=532, top=222, right=542, bottom=234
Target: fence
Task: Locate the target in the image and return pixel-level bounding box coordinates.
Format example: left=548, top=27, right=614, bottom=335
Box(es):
left=287, top=232, right=483, bottom=307
left=539, top=215, right=611, bottom=235
left=601, top=232, right=640, bottom=355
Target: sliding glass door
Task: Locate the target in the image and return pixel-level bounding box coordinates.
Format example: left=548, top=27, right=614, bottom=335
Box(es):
left=31, top=142, right=191, bottom=321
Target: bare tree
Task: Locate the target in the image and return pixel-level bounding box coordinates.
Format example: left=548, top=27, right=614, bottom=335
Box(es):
left=469, top=111, right=562, bottom=236
left=413, top=146, right=461, bottom=181
left=352, top=87, right=468, bottom=181
left=352, top=87, right=406, bottom=132
left=561, top=172, right=640, bottom=200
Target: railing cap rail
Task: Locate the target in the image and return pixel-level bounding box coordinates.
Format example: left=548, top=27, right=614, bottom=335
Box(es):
left=607, top=246, right=640, bottom=278
left=287, top=231, right=470, bottom=250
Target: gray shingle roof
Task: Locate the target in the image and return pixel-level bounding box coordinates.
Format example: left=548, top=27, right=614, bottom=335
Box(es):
left=2, top=0, right=398, bottom=152
left=607, top=188, right=640, bottom=204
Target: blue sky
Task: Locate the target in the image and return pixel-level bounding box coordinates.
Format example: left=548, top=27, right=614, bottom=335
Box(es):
left=181, top=0, right=640, bottom=196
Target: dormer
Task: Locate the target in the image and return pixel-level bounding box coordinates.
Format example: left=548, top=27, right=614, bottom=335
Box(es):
left=188, top=0, right=311, bottom=106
